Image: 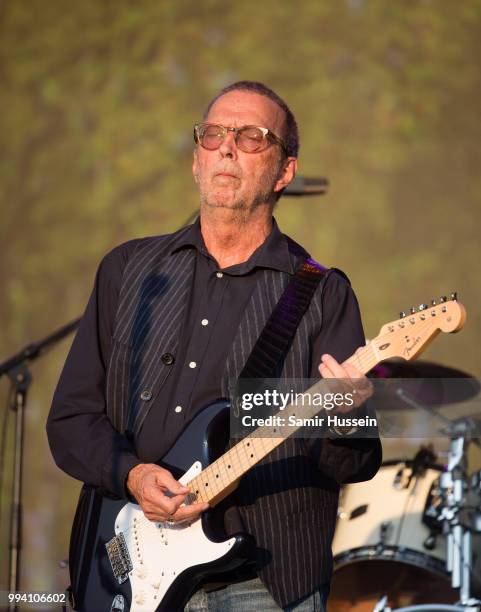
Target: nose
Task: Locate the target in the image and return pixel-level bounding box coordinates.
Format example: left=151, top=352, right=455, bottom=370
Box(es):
left=218, top=130, right=238, bottom=160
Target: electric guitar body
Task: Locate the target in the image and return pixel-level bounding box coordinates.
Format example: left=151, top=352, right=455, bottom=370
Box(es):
left=69, top=400, right=254, bottom=612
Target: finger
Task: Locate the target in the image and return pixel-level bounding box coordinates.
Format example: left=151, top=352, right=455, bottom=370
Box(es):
left=320, top=354, right=346, bottom=379
left=142, top=500, right=210, bottom=524
left=342, top=366, right=373, bottom=395
left=319, top=363, right=339, bottom=386
left=171, top=502, right=210, bottom=523
left=318, top=362, right=329, bottom=377
left=155, top=469, right=190, bottom=495
left=144, top=489, right=187, bottom=516
left=140, top=497, right=183, bottom=522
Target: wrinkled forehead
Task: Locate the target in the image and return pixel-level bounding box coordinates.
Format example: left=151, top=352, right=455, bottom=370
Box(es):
left=206, top=90, right=286, bottom=135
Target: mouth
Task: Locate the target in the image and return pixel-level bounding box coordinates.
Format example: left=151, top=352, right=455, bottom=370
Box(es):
left=214, top=172, right=239, bottom=179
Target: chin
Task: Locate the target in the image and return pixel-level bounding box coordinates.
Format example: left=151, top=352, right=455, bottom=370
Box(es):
left=204, top=192, right=247, bottom=211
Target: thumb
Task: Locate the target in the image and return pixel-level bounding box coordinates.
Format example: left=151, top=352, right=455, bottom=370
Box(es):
left=157, top=470, right=190, bottom=495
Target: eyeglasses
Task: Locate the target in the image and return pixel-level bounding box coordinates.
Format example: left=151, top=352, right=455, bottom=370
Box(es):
left=194, top=122, right=287, bottom=155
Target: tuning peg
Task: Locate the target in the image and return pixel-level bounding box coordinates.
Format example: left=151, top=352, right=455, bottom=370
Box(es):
left=399, top=311, right=406, bottom=318
left=431, top=299, right=436, bottom=306
left=450, top=291, right=457, bottom=301
left=410, top=307, right=416, bottom=314
left=440, top=296, right=447, bottom=303
left=419, top=303, right=428, bottom=311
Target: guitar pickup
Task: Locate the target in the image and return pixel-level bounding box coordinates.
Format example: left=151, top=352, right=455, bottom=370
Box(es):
left=105, top=532, right=133, bottom=585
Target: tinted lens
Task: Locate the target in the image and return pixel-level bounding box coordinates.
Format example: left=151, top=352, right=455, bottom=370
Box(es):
left=237, top=126, right=266, bottom=152
left=200, top=124, right=224, bottom=150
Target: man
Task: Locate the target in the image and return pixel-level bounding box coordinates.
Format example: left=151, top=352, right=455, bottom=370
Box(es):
left=47, top=81, right=382, bottom=611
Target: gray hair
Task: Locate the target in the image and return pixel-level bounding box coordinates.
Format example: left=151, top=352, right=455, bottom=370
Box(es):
left=203, top=80, right=299, bottom=158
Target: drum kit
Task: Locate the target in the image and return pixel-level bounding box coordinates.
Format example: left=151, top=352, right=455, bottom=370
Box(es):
left=328, top=360, right=481, bottom=612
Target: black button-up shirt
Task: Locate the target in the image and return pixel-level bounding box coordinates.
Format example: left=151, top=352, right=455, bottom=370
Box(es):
left=47, top=218, right=366, bottom=498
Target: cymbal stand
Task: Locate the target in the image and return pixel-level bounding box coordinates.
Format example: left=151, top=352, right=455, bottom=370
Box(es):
left=439, top=432, right=480, bottom=609
left=373, top=390, right=481, bottom=612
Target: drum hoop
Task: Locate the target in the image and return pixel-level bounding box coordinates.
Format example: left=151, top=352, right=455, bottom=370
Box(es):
left=380, top=459, right=445, bottom=472
left=334, top=545, right=448, bottom=577
left=390, top=606, right=465, bottom=612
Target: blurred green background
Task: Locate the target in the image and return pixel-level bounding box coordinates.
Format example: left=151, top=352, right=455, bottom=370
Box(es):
left=1, top=0, right=481, bottom=600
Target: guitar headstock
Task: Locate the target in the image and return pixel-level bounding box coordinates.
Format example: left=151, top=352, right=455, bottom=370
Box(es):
left=371, top=293, right=466, bottom=361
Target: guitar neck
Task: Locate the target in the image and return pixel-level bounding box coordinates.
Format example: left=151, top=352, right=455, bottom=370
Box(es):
left=186, top=296, right=464, bottom=506
left=188, top=343, right=378, bottom=506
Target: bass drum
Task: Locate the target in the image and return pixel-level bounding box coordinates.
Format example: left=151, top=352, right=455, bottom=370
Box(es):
left=328, top=460, right=481, bottom=612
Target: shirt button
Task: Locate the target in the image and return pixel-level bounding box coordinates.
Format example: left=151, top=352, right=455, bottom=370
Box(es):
left=161, top=353, right=174, bottom=365
left=201, top=319, right=209, bottom=326
left=174, top=405, right=182, bottom=413
left=216, top=272, right=223, bottom=278
left=189, top=361, right=197, bottom=368
left=140, top=389, right=152, bottom=401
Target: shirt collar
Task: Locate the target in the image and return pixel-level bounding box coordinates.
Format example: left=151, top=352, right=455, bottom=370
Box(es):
left=169, top=216, right=300, bottom=275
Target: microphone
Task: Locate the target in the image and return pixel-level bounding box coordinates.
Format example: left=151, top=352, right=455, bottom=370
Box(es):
left=284, top=175, right=329, bottom=197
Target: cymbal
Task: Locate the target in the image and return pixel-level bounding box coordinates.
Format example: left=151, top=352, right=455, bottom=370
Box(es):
left=368, top=359, right=480, bottom=409
left=370, top=359, right=475, bottom=380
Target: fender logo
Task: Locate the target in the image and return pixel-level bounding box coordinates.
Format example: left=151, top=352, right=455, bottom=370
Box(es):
left=403, top=336, right=422, bottom=357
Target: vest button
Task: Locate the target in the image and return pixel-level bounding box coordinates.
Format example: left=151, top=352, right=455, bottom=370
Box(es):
left=140, top=389, right=152, bottom=401
left=161, top=353, right=175, bottom=365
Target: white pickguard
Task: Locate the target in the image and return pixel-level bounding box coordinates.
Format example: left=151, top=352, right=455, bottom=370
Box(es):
left=113, top=461, right=236, bottom=611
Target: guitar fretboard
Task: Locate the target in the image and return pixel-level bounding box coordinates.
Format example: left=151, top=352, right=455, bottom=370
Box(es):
left=188, top=343, right=379, bottom=506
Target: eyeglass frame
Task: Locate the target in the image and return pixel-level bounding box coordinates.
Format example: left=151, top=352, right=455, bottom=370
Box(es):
left=193, top=122, right=288, bottom=156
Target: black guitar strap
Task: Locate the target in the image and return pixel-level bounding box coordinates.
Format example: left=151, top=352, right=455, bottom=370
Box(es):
left=238, top=258, right=331, bottom=381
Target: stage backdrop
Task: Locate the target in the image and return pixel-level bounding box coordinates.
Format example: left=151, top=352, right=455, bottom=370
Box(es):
left=1, top=0, right=480, bottom=598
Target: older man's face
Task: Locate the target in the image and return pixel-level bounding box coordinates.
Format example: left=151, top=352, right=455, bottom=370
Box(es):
left=192, top=90, right=293, bottom=213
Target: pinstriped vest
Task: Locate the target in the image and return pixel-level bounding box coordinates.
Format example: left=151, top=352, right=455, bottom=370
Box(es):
left=105, top=227, right=339, bottom=607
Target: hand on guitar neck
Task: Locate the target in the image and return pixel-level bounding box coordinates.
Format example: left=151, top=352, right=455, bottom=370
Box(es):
left=126, top=356, right=371, bottom=525
left=318, top=353, right=374, bottom=414
left=126, top=463, right=209, bottom=523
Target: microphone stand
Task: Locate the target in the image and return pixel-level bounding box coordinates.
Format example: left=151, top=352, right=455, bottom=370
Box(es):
left=0, top=320, right=79, bottom=610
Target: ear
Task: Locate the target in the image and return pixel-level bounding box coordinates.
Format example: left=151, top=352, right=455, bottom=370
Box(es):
left=192, top=149, right=199, bottom=184
left=274, top=157, right=297, bottom=194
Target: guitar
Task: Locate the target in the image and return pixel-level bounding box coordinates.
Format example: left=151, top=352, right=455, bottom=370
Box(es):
left=68, top=295, right=466, bottom=612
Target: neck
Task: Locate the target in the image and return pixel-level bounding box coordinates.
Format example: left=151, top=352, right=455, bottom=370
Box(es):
left=199, top=206, right=273, bottom=269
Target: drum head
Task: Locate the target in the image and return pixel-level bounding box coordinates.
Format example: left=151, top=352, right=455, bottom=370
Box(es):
left=328, top=559, right=458, bottom=612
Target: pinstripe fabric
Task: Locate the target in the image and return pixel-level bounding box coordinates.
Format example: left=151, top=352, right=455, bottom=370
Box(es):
left=105, top=233, right=340, bottom=608
left=106, top=233, right=196, bottom=435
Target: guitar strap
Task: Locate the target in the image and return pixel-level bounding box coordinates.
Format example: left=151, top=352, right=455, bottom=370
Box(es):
left=238, top=258, right=331, bottom=381
left=215, top=257, right=332, bottom=575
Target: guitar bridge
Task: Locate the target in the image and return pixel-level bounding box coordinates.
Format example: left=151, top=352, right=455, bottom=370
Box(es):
left=105, top=532, right=133, bottom=584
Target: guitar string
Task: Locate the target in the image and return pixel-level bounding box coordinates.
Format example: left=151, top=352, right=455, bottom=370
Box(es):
left=122, top=318, right=439, bottom=535
left=204, top=314, right=438, bottom=500
left=122, top=332, right=434, bottom=536
left=120, top=317, right=440, bottom=535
